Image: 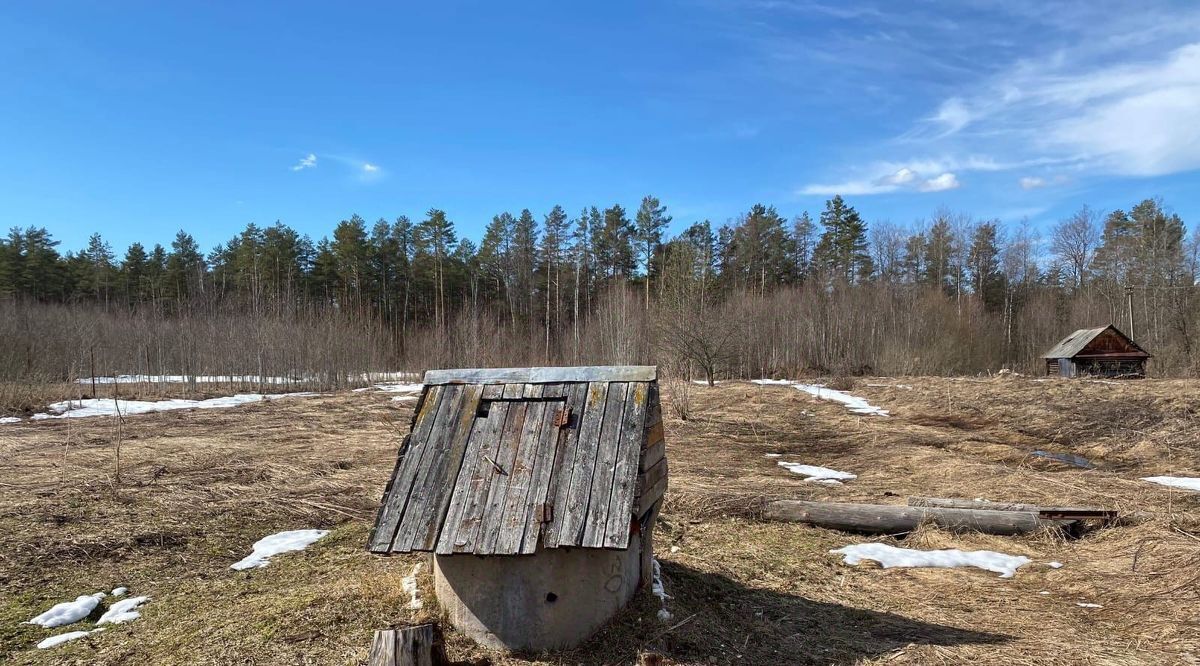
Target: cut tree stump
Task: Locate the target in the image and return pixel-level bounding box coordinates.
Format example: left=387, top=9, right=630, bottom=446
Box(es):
left=763, top=500, right=1071, bottom=536
left=369, top=624, right=447, bottom=666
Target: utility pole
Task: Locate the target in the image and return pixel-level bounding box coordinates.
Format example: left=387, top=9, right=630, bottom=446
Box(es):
left=1125, top=285, right=1136, bottom=340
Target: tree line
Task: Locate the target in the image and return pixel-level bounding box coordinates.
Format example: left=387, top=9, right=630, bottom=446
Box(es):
left=1, top=194, right=1196, bottom=382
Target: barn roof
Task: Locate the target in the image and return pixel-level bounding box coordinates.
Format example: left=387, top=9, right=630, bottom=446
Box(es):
left=368, top=366, right=665, bottom=556
left=1042, top=325, right=1150, bottom=359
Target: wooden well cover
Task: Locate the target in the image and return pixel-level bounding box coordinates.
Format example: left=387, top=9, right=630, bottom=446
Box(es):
left=368, top=366, right=666, bottom=556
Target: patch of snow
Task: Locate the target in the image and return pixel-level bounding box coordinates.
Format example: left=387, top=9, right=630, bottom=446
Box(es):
left=391, top=395, right=419, bottom=402
left=830, top=543, right=1031, bottom=578
left=752, top=380, right=889, bottom=416
left=651, top=558, right=672, bottom=622
left=670, top=545, right=680, bottom=553
left=811, top=478, right=844, bottom=485
left=231, top=529, right=330, bottom=570
left=37, top=628, right=105, bottom=649
left=1076, top=602, right=1103, bottom=608
left=77, top=374, right=301, bottom=385
left=372, top=382, right=423, bottom=394
left=1038, top=591, right=1050, bottom=595
left=97, top=596, right=149, bottom=625
left=777, top=462, right=856, bottom=482
left=764, top=453, right=782, bottom=458
left=1142, top=476, right=1200, bottom=492
left=31, top=392, right=316, bottom=420
left=25, top=593, right=106, bottom=628
left=690, top=379, right=721, bottom=385
left=111, top=587, right=127, bottom=597
left=0, top=416, right=19, bottom=424
left=1048, top=562, right=1063, bottom=569
left=402, top=563, right=423, bottom=610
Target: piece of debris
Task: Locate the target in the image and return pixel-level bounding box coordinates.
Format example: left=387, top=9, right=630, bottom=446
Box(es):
left=25, top=593, right=106, bottom=628
left=1031, top=450, right=1095, bottom=469
left=1048, top=562, right=1063, bottom=569
left=1076, top=602, right=1103, bottom=608
left=776, top=462, right=856, bottom=483
left=36, top=628, right=105, bottom=649
left=651, top=558, right=672, bottom=622
left=231, top=529, right=330, bottom=570
left=1142, top=476, right=1200, bottom=492
left=97, top=596, right=150, bottom=625
left=830, top=543, right=1031, bottom=578
left=402, top=563, right=423, bottom=610
left=766, top=500, right=1069, bottom=536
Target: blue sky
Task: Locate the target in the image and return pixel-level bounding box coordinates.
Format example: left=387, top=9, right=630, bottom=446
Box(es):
left=2, top=1, right=1199, bottom=253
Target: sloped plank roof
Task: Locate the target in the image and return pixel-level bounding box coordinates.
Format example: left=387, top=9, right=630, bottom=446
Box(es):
left=423, top=365, right=656, bottom=385
left=1042, top=325, right=1149, bottom=359
left=369, top=368, right=662, bottom=556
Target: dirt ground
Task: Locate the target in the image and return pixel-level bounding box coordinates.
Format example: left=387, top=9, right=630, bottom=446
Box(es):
left=2, top=375, right=1199, bottom=665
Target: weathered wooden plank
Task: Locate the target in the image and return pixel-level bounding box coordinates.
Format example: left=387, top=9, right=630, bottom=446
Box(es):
left=908, top=497, right=1118, bottom=520
left=392, top=385, right=470, bottom=552
left=638, top=457, right=668, bottom=495
left=637, top=472, right=667, bottom=516
left=434, top=406, right=495, bottom=555
left=494, top=398, right=553, bottom=554
left=544, top=384, right=600, bottom=549
left=640, top=439, right=665, bottom=473
left=601, top=382, right=649, bottom=549
left=643, top=385, right=662, bottom=429
left=502, top=383, right=524, bottom=399
left=413, top=384, right=485, bottom=551
left=481, top=384, right=504, bottom=400
left=643, top=420, right=664, bottom=449
left=370, top=385, right=446, bottom=552
left=763, top=500, right=1067, bottom=536
left=581, top=383, right=630, bottom=548
left=554, top=381, right=611, bottom=547
left=444, top=401, right=511, bottom=553
left=369, top=629, right=396, bottom=665
left=530, top=382, right=587, bottom=552
left=423, top=366, right=657, bottom=385
left=541, top=382, right=566, bottom=398
left=474, top=400, right=530, bottom=554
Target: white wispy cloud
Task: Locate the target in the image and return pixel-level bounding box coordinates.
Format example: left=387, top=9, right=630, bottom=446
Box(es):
left=362, top=163, right=380, bottom=173
left=290, top=153, right=317, bottom=171
left=790, top=1, right=1200, bottom=196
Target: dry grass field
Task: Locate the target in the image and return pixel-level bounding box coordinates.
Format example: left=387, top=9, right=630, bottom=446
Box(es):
left=2, top=376, right=1199, bottom=665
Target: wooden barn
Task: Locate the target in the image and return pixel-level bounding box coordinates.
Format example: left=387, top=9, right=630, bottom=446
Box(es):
left=368, top=366, right=667, bottom=651
left=1042, top=325, right=1150, bottom=378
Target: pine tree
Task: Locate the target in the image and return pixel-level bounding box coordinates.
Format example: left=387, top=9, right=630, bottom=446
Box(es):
left=120, top=242, right=150, bottom=305
left=594, top=204, right=635, bottom=280
left=166, top=230, right=205, bottom=301
left=813, top=196, right=872, bottom=283
left=967, top=222, right=1003, bottom=311
left=791, top=212, right=815, bottom=281
left=634, top=196, right=671, bottom=308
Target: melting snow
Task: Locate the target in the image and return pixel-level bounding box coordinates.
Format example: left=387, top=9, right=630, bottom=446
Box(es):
left=231, top=529, right=330, bottom=570
left=1077, top=602, right=1103, bottom=608
left=0, top=416, right=19, bottom=424
left=751, top=380, right=889, bottom=416
left=764, top=453, right=782, bottom=458
left=111, top=587, right=127, bottom=597
left=402, top=563, right=424, bottom=610
left=1048, top=562, right=1063, bottom=569
left=25, top=593, right=106, bottom=628
left=831, top=543, right=1031, bottom=578
left=777, top=462, right=856, bottom=482
left=97, top=596, right=150, bottom=625
left=30, top=392, right=315, bottom=420
left=1142, top=476, right=1200, bottom=492
left=651, top=558, right=672, bottom=622
left=37, top=628, right=105, bottom=649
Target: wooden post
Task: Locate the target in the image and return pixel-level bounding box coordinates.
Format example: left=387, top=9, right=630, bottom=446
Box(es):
left=368, top=624, right=447, bottom=666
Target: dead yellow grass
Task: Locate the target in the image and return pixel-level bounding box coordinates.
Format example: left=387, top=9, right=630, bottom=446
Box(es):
left=0, top=376, right=1198, bottom=664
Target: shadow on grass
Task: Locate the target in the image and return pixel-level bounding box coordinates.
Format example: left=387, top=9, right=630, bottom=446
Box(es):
left=548, top=560, right=1009, bottom=666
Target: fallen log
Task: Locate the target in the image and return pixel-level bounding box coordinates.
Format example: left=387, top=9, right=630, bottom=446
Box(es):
left=763, top=500, right=1070, bottom=536
left=907, top=497, right=1118, bottom=521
